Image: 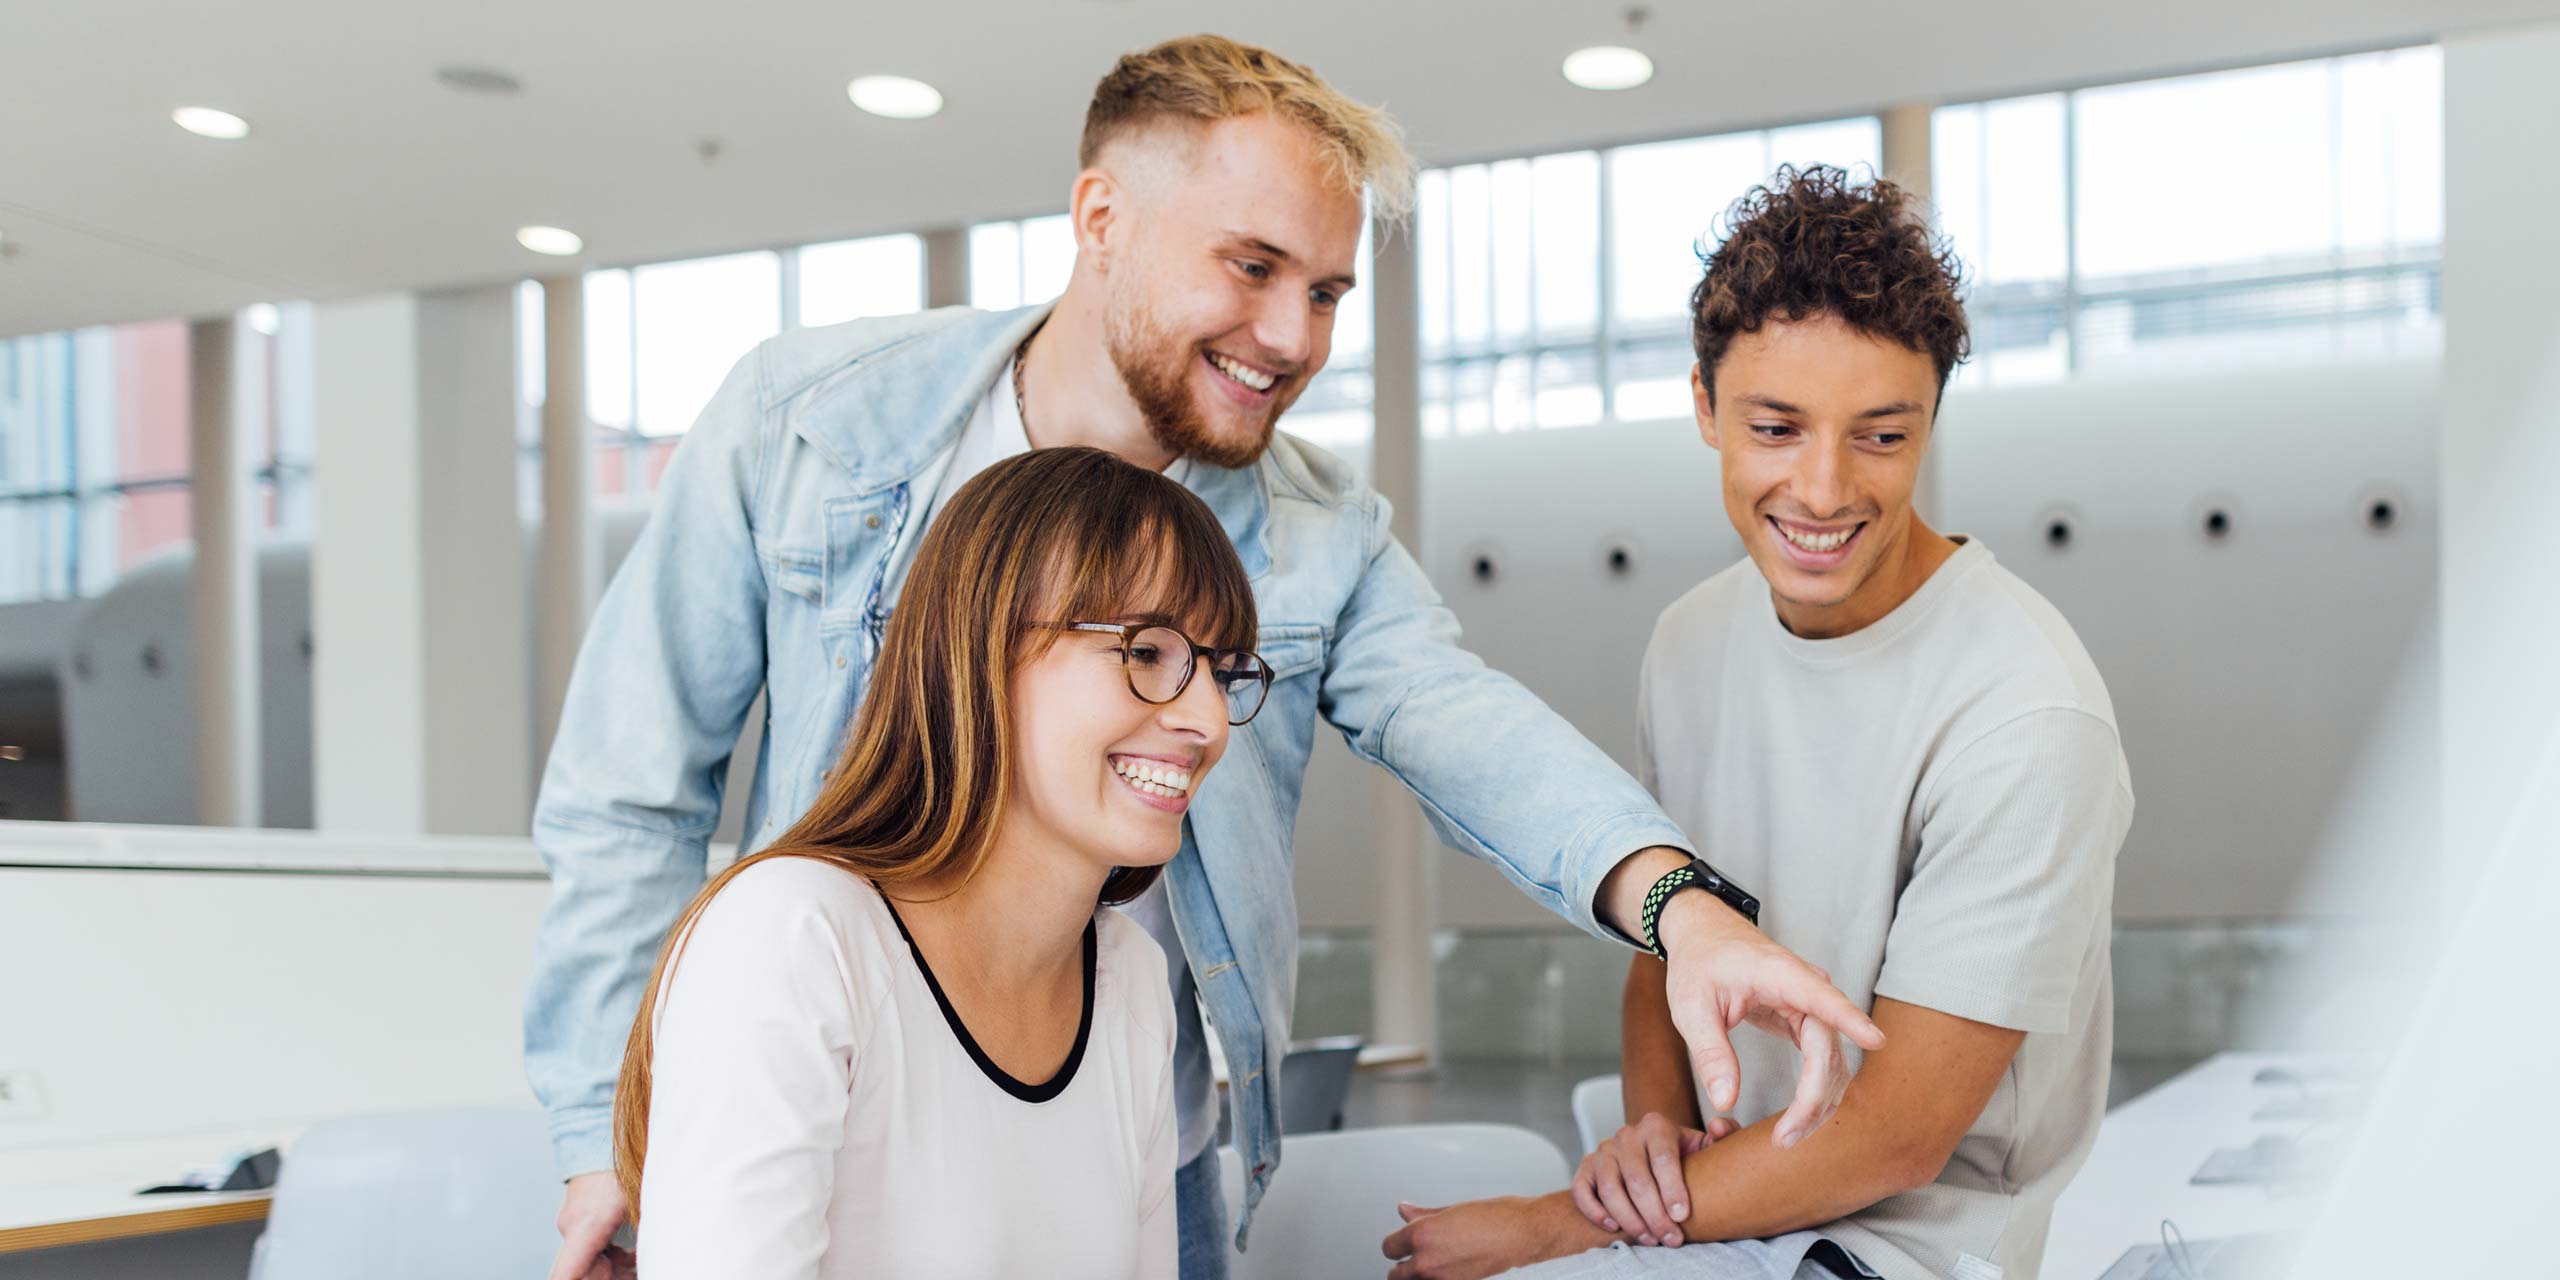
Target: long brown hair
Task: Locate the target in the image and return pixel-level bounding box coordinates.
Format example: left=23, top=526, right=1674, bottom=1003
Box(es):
left=612, top=446, right=1258, bottom=1214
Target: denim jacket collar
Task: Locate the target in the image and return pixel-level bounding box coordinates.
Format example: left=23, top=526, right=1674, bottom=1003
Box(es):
left=788, top=302, right=1272, bottom=579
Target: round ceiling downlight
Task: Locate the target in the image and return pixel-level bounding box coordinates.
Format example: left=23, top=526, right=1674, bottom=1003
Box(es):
left=173, top=106, right=252, bottom=139
left=1562, top=46, right=1654, bottom=91
left=516, top=226, right=585, bottom=256
left=847, top=75, right=944, bottom=120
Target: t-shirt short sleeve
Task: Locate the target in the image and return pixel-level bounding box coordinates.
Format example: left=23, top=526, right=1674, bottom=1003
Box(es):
left=1874, top=705, right=2133, bottom=1034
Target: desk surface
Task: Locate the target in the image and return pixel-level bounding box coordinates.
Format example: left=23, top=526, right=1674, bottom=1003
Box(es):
left=2043, top=1051, right=2344, bottom=1279
left=0, top=1127, right=298, bottom=1255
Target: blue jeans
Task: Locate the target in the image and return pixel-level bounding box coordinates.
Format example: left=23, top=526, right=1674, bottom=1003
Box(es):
left=1176, top=1145, right=1231, bottom=1280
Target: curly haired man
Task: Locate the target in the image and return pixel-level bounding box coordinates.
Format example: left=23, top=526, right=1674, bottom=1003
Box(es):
left=1383, top=166, right=2135, bottom=1280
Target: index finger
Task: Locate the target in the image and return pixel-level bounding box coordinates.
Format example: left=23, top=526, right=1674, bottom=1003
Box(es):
left=1795, top=969, right=1886, bottom=1052
left=1383, top=1222, right=1414, bottom=1260
left=1772, top=1012, right=1850, bottom=1148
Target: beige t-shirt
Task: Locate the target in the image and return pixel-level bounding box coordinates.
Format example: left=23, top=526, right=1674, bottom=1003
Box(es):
left=1639, top=539, right=2133, bottom=1280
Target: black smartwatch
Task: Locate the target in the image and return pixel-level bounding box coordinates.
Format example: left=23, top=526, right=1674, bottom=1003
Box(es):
left=1638, top=857, right=1761, bottom=959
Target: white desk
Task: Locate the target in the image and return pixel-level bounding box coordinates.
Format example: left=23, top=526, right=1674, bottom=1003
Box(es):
left=2044, top=1051, right=2345, bottom=1279
left=0, top=1127, right=301, bottom=1255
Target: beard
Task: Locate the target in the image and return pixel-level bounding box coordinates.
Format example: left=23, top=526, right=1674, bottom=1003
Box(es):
left=1104, top=289, right=1305, bottom=471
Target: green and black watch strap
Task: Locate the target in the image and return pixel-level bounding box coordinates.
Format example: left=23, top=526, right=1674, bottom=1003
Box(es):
left=1638, top=858, right=1763, bottom=959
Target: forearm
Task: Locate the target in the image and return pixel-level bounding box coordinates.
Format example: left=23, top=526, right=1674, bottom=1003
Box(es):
left=1618, top=955, right=1701, bottom=1129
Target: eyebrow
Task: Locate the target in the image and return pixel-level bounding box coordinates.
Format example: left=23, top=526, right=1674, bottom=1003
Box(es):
left=1219, top=231, right=1359, bottom=289
left=1737, top=393, right=1923, bottom=419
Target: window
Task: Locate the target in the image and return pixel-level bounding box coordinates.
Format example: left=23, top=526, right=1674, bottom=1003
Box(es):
left=799, top=234, right=925, bottom=328
left=1417, top=117, right=1882, bottom=435
left=1934, top=45, right=2443, bottom=384
left=969, top=215, right=1076, bottom=311
left=0, top=322, right=197, bottom=603
left=574, top=235, right=937, bottom=499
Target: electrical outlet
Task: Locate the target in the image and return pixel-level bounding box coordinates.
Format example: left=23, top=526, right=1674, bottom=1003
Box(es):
left=0, top=1070, right=49, bottom=1122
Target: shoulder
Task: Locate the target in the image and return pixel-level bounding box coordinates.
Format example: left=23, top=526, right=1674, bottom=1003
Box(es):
left=1644, top=559, right=1765, bottom=675
left=1095, top=908, right=1175, bottom=1040
left=1930, top=543, right=2119, bottom=731
left=1258, top=432, right=1371, bottom=513
left=748, top=307, right=989, bottom=411
left=679, top=855, right=894, bottom=979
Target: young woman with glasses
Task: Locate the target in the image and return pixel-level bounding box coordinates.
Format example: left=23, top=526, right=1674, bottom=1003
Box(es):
left=613, top=447, right=1272, bottom=1278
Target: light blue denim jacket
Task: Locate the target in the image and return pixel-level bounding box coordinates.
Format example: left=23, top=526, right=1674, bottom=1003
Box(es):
left=523, top=304, right=1691, bottom=1239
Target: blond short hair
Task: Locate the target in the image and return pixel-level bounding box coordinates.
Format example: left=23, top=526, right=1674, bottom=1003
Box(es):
left=1082, top=34, right=1416, bottom=222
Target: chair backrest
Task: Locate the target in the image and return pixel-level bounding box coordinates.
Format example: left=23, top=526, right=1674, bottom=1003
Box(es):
left=1277, top=1036, right=1364, bottom=1134
left=1571, top=1074, right=1623, bottom=1155
left=1215, top=1123, right=1570, bottom=1280
left=249, top=1109, right=563, bottom=1280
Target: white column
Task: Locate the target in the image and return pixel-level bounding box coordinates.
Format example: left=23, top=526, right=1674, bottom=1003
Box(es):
left=2439, top=26, right=2560, bottom=913
left=1879, top=103, right=1945, bottom=526
left=1366, top=217, right=1438, bottom=1059
left=188, top=315, right=261, bottom=826
left=924, top=228, right=971, bottom=310
left=308, top=287, right=533, bottom=836
left=536, top=276, right=595, bottom=767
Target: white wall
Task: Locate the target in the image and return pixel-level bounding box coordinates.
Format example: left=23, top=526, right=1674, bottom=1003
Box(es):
left=1290, top=356, right=2440, bottom=929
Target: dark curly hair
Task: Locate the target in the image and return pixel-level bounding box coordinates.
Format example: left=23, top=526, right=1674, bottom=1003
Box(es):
left=1690, top=164, right=1969, bottom=406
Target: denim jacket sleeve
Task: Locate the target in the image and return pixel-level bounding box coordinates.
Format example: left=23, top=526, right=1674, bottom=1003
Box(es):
left=523, top=346, right=774, bottom=1178
left=1316, top=491, right=1693, bottom=942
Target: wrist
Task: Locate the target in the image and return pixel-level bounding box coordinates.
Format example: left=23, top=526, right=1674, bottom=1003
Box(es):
left=1657, top=886, right=1753, bottom=959
left=1535, top=1189, right=1625, bottom=1255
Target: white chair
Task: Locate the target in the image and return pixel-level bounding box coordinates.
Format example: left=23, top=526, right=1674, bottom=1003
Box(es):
left=249, top=1109, right=564, bottom=1280
left=1216, top=1123, right=1570, bottom=1280
left=1571, top=1073, right=1623, bottom=1154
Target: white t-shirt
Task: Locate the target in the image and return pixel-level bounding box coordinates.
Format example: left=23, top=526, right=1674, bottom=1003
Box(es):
left=635, top=857, right=1178, bottom=1279
left=878, top=362, right=1219, bottom=1167
left=1639, top=539, right=2134, bottom=1280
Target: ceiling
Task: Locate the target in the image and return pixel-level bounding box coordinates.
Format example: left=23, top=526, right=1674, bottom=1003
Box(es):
left=5, top=0, right=2556, bottom=338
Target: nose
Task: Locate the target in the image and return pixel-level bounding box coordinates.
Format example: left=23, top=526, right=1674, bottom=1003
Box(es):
left=1252, top=287, right=1316, bottom=371
left=1799, top=438, right=1856, bottom=518
left=1159, top=655, right=1232, bottom=747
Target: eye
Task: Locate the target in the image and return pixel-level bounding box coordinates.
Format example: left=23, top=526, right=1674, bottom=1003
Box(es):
left=1868, top=431, right=1908, bottom=447
left=1310, top=286, right=1342, bottom=310
left=1750, top=423, right=1797, bottom=440
left=1124, top=641, right=1167, bottom=668
left=1234, top=259, right=1271, bottom=282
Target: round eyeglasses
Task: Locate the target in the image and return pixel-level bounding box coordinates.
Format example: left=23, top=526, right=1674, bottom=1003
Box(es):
left=1045, top=622, right=1274, bottom=726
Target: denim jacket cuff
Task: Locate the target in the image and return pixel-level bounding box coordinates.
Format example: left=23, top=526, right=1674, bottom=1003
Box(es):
left=1560, top=809, right=1696, bottom=947
left=548, top=1106, right=616, bottom=1181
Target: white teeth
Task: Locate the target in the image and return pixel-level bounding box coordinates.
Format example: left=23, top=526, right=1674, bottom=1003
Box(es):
left=1112, top=757, right=1191, bottom=796
left=1779, top=523, right=1853, bottom=553
left=1209, top=353, right=1277, bottom=392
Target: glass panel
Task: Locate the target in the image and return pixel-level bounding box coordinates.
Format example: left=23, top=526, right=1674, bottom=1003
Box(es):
left=2075, top=61, right=2337, bottom=279
left=800, top=234, right=925, bottom=327
left=630, top=251, right=781, bottom=439
left=583, top=270, right=634, bottom=432
left=1019, top=215, right=1077, bottom=304
left=969, top=222, right=1023, bottom=311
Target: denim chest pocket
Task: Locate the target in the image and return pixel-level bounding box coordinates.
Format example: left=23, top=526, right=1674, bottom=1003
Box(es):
left=1255, top=624, right=1326, bottom=682
left=819, top=490, right=906, bottom=639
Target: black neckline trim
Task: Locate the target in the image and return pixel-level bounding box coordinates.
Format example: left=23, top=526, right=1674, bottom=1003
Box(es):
left=878, top=893, right=1097, bottom=1104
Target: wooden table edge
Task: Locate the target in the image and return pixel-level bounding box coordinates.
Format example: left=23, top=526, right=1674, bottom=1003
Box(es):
left=0, top=1194, right=272, bottom=1255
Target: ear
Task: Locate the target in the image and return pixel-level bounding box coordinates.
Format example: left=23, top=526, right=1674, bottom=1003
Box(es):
left=1690, top=364, right=1719, bottom=454
left=1070, top=167, right=1122, bottom=274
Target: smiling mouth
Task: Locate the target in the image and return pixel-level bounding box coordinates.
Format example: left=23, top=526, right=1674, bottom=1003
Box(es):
left=1204, top=350, right=1280, bottom=395
left=1769, top=516, right=1866, bottom=560
left=1110, top=754, right=1193, bottom=800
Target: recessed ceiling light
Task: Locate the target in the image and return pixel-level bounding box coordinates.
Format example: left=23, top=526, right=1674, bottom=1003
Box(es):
left=517, top=226, right=584, bottom=256
left=847, top=75, right=944, bottom=120
left=173, top=106, right=252, bottom=140
left=1562, top=45, right=1653, bottom=91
